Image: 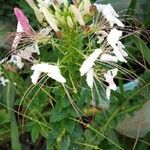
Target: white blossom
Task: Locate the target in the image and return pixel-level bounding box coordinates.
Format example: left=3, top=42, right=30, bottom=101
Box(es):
left=80, top=48, right=102, bottom=76
left=104, top=68, right=118, bottom=99
left=107, top=28, right=127, bottom=62
left=94, top=3, right=124, bottom=27
left=107, top=28, right=122, bottom=48
left=104, top=68, right=118, bottom=90
left=31, top=63, right=66, bottom=84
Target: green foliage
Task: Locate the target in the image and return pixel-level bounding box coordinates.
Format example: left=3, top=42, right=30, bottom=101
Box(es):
left=0, top=0, right=150, bottom=150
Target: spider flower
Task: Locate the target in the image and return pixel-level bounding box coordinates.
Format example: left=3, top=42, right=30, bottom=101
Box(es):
left=94, top=3, right=124, bottom=27
left=12, top=7, right=34, bottom=51
left=31, top=63, right=66, bottom=84
left=107, top=28, right=128, bottom=62
left=80, top=48, right=102, bottom=76
left=104, top=68, right=118, bottom=99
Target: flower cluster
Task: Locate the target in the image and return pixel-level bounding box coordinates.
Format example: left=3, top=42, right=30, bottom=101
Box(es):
left=1, top=0, right=128, bottom=106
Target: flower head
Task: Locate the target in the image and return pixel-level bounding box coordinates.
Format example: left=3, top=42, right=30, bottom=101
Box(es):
left=31, top=63, right=66, bottom=84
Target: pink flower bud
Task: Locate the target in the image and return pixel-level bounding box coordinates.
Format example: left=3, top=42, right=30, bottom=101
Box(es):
left=14, top=7, right=31, bottom=34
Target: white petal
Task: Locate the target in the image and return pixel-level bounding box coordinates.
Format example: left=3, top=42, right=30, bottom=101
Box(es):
left=40, top=7, right=59, bottom=32
left=31, top=70, right=41, bottom=84
left=70, top=5, right=85, bottom=26
left=107, top=28, right=122, bottom=48
left=31, top=63, right=66, bottom=83
left=47, top=66, right=66, bottom=83
left=86, top=68, right=94, bottom=88
left=113, top=47, right=127, bottom=63
left=100, top=54, right=118, bottom=62
left=83, top=0, right=91, bottom=14
left=34, top=43, right=40, bottom=55
left=17, top=22, right=24, bottom=32
left=31, top=63, right=54, bottom=73
left=80, top=48, right=102, bottom=76
left=106, top=87, right=111, bottom=99
left=117, top=41, right=128, bottom=57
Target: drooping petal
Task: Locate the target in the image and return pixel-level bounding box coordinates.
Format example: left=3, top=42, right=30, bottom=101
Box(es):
left=117, top=41, right=128, bottom=57
left=47, top=66, right=66, bottom=83
left=31, top=63, right=66, bottom=83
left=80, top=48, right=102, bottom=76
left=113, top=47, right=127, bottom=63
left=86, top=68, right=94, bottom=88
left=31, top=70, right=41, bottom=84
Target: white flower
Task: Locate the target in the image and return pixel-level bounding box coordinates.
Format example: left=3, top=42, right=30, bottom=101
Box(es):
left=104, top=68, right=118, bottom=90
left=104, top=68, right=118, bottom=99
left=94, top=3, right=124, bottom=27
left=100, top=54, right=118, bottom=62
left=107, top=28, right=127, bottom=62
left=0, top=76, right=9, bottom=86
left=31, top=63, right=66, bottom=84
left=86, top=68, right=94, bottom=88
left=107, top=28, right=122, bottom=48
left=80, top=48, right=102, bottom=76
left=9, top=55, right=24, bottom=69
left=70, top=5, right=85, bottom=26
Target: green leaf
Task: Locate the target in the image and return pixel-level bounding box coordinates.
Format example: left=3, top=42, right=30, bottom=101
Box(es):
left=31, top=125, right=40, bottom=143
left=6, top=82, right=21, bottom=150
left=60, top=134, right=70, bottom=150
left=63, top=119, right=75, bottom=134
left=131, top=36, right=150, bottom=65
left=126, top=0, right=138, bottom=16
